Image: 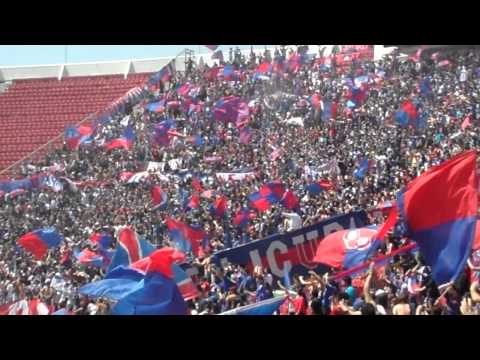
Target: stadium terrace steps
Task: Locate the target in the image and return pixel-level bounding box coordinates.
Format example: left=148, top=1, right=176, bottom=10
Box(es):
left=0, top=73, right=151, bottom=177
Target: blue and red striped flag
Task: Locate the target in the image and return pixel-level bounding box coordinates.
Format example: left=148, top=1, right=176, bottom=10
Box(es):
left=151, top=185, right=168, bottom=211
left=107, top=226, right=156, bottom=273
left=166, top=218, right=206, bottom=257
left=105, top=126, right=135, bottom=151
left=210, top=196, right=227, bottom=218
left=74, top=248, right=105, bottom=268
left=280, top=190, right=299, bottom=210
left=306, top=180, right=335, bottom=195
left=18, top=228, right=64, bottom=260
left=80, top=248, right=189, bottom=315
left=90, top=232, right=114, bottom=249
left=313, top=226, right=380, bottom=270
left=64, top=125, right=93, bottom=151
left=321, top=101, right=338, bottom=121
left=397, top=150, right=478, bottom=286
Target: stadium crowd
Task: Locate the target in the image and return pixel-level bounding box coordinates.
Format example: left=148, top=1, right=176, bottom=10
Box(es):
left=1, top=45, right=480, bottom=315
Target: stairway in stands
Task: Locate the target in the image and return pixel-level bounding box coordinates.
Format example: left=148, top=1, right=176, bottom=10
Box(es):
left=0, top=73, right=151, bottom=178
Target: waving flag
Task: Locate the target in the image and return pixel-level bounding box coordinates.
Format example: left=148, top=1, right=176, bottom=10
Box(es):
left=64, top=125, right=93, bottom=151
left=321, top=101, right=338, bottom=121
left=210, top=196, right=227, bottom=218
left=313, top=226, right=379, bottom=270
left=74, top=248, right=104, bottom=268
left=172, top=263, right=199, bottom=301
left=80, top=248, right=188, bottom=315
left=239, top=127, right=252, bottom=144
left=148, top=61, right=175, bottom=86
left=191, top=178, right=203, bottom=193
left=213, top=96, right=246, bottom=124
left=395, top=100, right=418, bottom=128
left=185, top=194, right=201, bottom=212
left=153, top=119, right=175, bottom=146
left=220, top=296, right=286, bottom=315
left=107, top=227, right=156, bottom=273
left=397, top=150, right=478, bottom=286
left=254, top=62, right=272, bottom=80
left=166, top=218, right=206, bottom=257
left=287, top=53, right=302, bottom=73
left=205, top=45, right=219, bottom=51
left=280, top=190, right=299, bottom=210
left=249, top=182, right=286, bottom=212
left=151, top=185, right=168, bottom=211
left=146, top=100, right=166, bottom=113
left=346, top=86, right=367, bottom=109
left=353, top=158, right=370, bottom=180
left=90, top=232, right=114, bottom=249
left=233, top=208, right=254, bottom=228
left=105, top=126, right=135, bottom=151
left=306, top=180, right=335, bottom=195
left=18, top=228, right=64, bottom=260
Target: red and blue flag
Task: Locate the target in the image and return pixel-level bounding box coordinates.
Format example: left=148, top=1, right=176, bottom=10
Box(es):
left=321, top=100, right=338, bottom=121
left=74, top=248, right=105, bottom=268
left=64, top=125, right=93, bottom=151
left=18, top=228, right=64, bottom=260
left=313, top=225, right=380, bottom=270
left=80, top=248, right=188, bottom=315
left=151, top=185, right=168, bottom=211
left=105, top=126, right=135, bottom=151
left=397, top=150, right=478, bottom=286
left=90, top=232, right=114, bottom=249
left=166, top=217, right=206, bottom=257
left=210, top=196, right=227, bottom=218
left=107, top=226, right=156, bottom=273
left=353, top=158, right=370, bottom=180
left=306, top=180, right=335, bottom=195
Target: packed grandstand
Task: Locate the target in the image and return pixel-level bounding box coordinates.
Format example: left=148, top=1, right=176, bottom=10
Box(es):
left=0, top=45, right=479, bottom=315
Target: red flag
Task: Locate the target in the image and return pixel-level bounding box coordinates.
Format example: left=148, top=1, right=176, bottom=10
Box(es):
left=192, top=178, right=203, bottom=193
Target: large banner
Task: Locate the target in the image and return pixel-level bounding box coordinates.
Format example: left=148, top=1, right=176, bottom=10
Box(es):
left=211, top=211, right=369, bottom=278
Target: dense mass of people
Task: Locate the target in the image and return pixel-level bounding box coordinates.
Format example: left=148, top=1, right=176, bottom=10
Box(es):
left=1, top=45, right=480, bottom=315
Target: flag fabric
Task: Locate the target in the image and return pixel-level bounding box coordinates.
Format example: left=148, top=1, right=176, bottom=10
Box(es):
left=280, top=190, right=299, bottom=210
left=80, top=248, right=188, bottom=315
left=213, top=96, right=245, bottom=124
left=189, top=135, right=205, bottom=147
left=313, top=225, right=380, bottom=270
left=397, top=150, right=478, bottom=286
left=347, top=86, right=367, bottom=108
left=185, top=194, right=201, bottom=212
left=145, top=100, right=166, bottom=113
left=330, top=242, right=418, bottom=281
left=395, top=100, right=418, bottom=128
left=255, top=62, right=272, bottom=79
left=462, top=115, right=473, bottom=131
left=353, top=158, right=370, bottom=180
left=74, top=248, right=104, bottom=268
left=205, top=45, right=219, bottom=51
left=107, top=227, right=156, bottom=273
left=105, top=126, right=135, bottom=151
left=151, top=185, right=168, bottom=211
left=153, top=119, right=175, bottom=146
left=166, top=218, right=206, bottom=257
left=191, top=178, right=203, bottom=193
left=64, top=125, right=93, bottom=150
left=220, top=296, right=286, bottom=315
left=321, top=101, right=338, bottom=121
left=239, top=127, right=252, bottom=144
left=233, top=208, right=253, bottom=228
left=248, top=181, right=286, bottom=212
left=306, top=180, right=335, bottom=195
left=172, top=263, right=199, bottom=301
left=89, top=232, right=114, bottom=250
left=18, top=228, right=64, bottom=260
left=210, top=196, right=227, bottom=218
left=148, top=61, right=175, bottom=85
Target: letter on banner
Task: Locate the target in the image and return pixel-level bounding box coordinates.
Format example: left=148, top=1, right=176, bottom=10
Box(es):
left=266, top=241, right=291, bottom=277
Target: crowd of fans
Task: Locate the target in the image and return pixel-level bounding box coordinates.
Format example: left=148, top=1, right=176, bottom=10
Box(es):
left=1, top=45, right=480, bottom=315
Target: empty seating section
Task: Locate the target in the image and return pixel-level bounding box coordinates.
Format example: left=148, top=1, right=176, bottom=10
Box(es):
left=0, top=73, right=151, bottom=173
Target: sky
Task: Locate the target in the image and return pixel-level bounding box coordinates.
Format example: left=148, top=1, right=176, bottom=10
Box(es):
left=0, top=45, right=268, bottom=67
